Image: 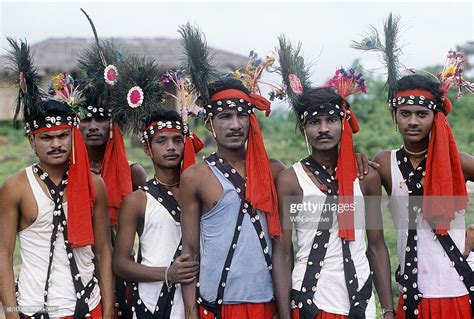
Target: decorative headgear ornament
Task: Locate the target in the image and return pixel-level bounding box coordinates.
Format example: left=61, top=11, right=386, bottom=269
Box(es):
left=78, top=9, right=123, bottom=119
left=277, top=35, right=367, bottom=241
left=6, top=38, right=95, bottom=247
left=146, top=67, right=205, bottom=173
left=352, top=12, right=471, bottom=234
left=181, top=22, right=281, bottom=237
left=77, top=9, right=132, bottom=226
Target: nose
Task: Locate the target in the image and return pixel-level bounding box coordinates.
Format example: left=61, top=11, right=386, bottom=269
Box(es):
left=50, top=136, right=62, bottom=149
left=318, top=119, right=330, bottom=134
left=165, top=139, right=176, bottom=151
left=229, top=114, right=243, bottom=131
left=88, top=118, right=99, bottom=131
left=407, top=114, right=419, bottom=126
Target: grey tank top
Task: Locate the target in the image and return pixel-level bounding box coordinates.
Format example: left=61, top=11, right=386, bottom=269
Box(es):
left=198, top=161, right=274, bottom=304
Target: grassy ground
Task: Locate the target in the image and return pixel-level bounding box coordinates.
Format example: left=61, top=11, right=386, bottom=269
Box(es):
left=1, top=118, right=473, bottom=318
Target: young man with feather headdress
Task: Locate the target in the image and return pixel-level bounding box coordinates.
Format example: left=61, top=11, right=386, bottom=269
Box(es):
left=0, top=38, right=114, bottom=319
left=351, top=13, right=474, bottom=319
left=272, top=36, right=394, bottom=319
left=111, top=49, right=204, bottom=319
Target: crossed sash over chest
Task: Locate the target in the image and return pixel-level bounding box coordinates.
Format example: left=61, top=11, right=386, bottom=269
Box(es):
left=132, top=179, right=183, bottom=318
left=196, top=153, right=273, bottom=319
left=394, top=148, right=474, bottom=318
left=18, top=165, right=98, bottom=319
left=292, top=156, right=372, bottom=319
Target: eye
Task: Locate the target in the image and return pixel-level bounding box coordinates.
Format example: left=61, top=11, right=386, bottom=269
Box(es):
left=328, top=117, right=338, bottom=123
left=238, top=112, right=249, bottom=118
left=417, top=112, right=428, bottom=118
left=400, top=110, right=410, bottom=117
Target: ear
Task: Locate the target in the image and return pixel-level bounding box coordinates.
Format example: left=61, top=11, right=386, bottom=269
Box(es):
left=28, top=134, right=35, bottom=150
left=143, top=141, right=152, bottom=158
left=204, top=117, right=212, bottom=132
left=391, top=109, right=397, bottom=123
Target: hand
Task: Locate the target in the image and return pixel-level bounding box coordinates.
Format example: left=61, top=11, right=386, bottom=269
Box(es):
left=167, top=254, right=199, bottom=284
left=464, top=225, right=474, bottom=257
left=384, top=312, right=395, bottom=319
left=355, top=153, right=380, bottom=179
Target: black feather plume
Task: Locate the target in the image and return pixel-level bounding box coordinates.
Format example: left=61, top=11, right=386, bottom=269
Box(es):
left=77, top=40, right=125, bottom=108
left=276, top=35, right=312, bottom=117
left=179, top=23, right=217, bottom=106
left=351, top=12, right=402, bottom=101
left=5, top=37, right=42, bottom=124
left=383, top=13, right=402, bottom=101
left=80, top=8, right=107, bottom=67
left=109, top=54, right=166, bottom=135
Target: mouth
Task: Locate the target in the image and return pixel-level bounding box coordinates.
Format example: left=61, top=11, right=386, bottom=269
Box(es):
left=316, top=136, right=333, bottom=142
left=48, top=151, right=66, bottom=157
left=164, top=154, right=180, bottom=160
left=87, top=134, right=103, bottom=139
left=405, top=130, right=421, bottom=135
left=226, top=133, right=244, bottom=137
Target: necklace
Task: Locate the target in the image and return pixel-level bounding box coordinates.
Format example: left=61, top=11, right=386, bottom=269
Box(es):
left=154, top=176, right=179, bottom=187
left=403, top=146, right=428, bottom=156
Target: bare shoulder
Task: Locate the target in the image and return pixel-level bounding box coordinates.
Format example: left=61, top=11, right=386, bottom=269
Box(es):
left=121, top=188, right=147, bottom=208
left=130, top=163, right=147, bottom=186
left=459, top=152, right=474, bottom=181
left=276, top=166, right=301, bottom=196
left=269, top=158, right=286, bottom=177
left=180, top=161, right=211, bottom=183
left=91, top=173, right=106, bottom=191
left=130, top=163, right=146, bottom=175
left=372, top=150, right=391, bottom=165
left=359, top=166, right=381, bottom=195
left=1, top=169, right=28, bottom=199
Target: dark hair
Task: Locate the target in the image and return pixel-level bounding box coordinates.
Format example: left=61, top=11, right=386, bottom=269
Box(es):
left=298, top=87, right=346, bottom=112
left=395, top=74, right=443, bottom=104
left=208, top=78, right=250, bottom=98
left=143, top=109, right=182, bottom=129
left=32, top=99, right=75, bottom=121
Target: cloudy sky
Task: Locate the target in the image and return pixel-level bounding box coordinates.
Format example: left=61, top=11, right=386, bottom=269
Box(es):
left=0, top=0, right=472, bottom=84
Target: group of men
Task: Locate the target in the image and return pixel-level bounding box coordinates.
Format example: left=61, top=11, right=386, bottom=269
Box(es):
left=1, top=15, right=474, bottom=319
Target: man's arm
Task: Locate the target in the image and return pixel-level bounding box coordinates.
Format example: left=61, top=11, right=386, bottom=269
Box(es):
left=130, top=163, right=147, bottom=191
left=272, top=168, right=299, bottom=319
left=113, top=191, right=198, bottom=283
left=0, top=177, right=21, bottom=319
left=178, top=165, right=203, bottom=319
left=91, top=176, right=114, bottom=319
left=460, top=152, right=474, bottom=182
left=460, top=152, right=474, bottom=256
left=361, top=168, right=394, bottom=319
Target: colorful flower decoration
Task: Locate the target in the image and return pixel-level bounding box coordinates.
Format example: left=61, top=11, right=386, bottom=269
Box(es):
left=327, top=67, right=367, bottom=99
left=48, top=72, right=85, bottom=115
left=224, top=50, right=284, bottom=100
left=104, top=65, right=118, bottom=86
left=162, top=68, right=203, bottom=124
left=127, top=86, right=144, bottom=108
left=438, top=50, right=474, bottom=99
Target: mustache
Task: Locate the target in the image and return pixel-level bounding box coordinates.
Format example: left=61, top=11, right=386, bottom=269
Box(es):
left=47, top=149, right=67, bottom=155
left=316, top=133, right=333, bottom=140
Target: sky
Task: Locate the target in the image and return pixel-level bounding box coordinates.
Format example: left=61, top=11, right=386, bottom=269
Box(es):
left=0, top=0, right=473, bottom=85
